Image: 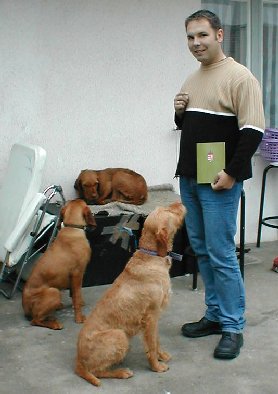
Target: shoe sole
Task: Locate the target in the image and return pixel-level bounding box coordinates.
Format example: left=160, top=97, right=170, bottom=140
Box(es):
left=181, top=329, right=222, bottom=338
left=213, top=350, right=241, bottom=359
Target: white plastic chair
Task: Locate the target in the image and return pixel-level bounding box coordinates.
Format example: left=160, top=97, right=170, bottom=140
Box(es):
left=0, top=143, right=65, bottom=298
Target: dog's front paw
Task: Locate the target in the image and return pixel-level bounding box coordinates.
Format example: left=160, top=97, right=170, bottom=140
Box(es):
left=151, top=362, right=169, bottom=373
left=158, top=350, right=171, bottom=362
left=75, top=314, right=86, bottom=324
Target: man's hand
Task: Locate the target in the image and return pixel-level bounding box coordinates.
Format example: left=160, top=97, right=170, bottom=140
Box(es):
left=211, top=170, right=235, bottom=191
left=174, top=92, right=189, bottom=118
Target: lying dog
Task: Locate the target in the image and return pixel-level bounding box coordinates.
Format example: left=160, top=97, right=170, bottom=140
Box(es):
left=75, top=201, right=186, bottom=386
left=74, top=168, right=148, bottom=205
left=22, top=199, right=96, bottom=330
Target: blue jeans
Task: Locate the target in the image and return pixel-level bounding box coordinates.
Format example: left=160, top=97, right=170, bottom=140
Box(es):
left=179, top=177, right=245, bottom=333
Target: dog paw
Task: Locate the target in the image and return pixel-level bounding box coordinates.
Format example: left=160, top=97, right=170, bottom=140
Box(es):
left=158, top=350, right=171, bottom=362
left=31, top=319, right=63, bottom=330
left=117, top=368, right=134, bottom=379
left=52, top=321, right=63, bottom=330
left=151, top=362, right=169, bottom=373
left=75, top=314, right=86, bottom=324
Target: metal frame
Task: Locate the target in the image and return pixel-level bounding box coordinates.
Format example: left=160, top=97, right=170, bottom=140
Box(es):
left=0, top=185, right=65, bottom=299
left=256, top=164, right=278, bottom=247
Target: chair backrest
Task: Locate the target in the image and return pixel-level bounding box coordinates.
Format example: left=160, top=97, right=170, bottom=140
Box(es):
left=0, top=143, right=46, bottom=262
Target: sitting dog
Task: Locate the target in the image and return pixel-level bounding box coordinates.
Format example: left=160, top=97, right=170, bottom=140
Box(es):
left=75, top=201, right=186, bottom=386
left=22, top=199, right=96, bottom=330
left=74, top=168, right=148, bottom=205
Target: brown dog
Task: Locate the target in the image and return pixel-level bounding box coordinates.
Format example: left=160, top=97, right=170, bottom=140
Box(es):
left=22, top=199, right=96, bottom=330
left=75, top=201, right=186, bottom=386
left=74, top=168, right=148, bottom=205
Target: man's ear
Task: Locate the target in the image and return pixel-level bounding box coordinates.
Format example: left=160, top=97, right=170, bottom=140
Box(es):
left=217, top=28, right=224, bottom=43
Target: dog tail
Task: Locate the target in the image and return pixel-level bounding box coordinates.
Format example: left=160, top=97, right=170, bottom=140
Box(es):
left=75, top=359, right=101, bottom=387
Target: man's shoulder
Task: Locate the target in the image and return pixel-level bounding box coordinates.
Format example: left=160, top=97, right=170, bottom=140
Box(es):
left=225, top=58, right=255, bottom=79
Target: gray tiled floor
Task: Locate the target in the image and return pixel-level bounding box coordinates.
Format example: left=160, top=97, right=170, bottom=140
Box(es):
left=0, top=241, right=277, bottom=394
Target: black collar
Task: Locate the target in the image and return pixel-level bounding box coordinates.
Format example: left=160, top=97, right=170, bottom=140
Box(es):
left=138, top=247, right=183, bottom=261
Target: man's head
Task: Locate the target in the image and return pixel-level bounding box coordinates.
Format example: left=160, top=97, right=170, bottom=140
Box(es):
left=185, top=9, right=225, bottom=66
left=185, top=9, right=222, bottom=30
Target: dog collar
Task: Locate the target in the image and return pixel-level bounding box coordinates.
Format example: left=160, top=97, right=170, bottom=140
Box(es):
left=138, top=247, right=183, bottom=261
left=63, top=223, right=88, bottom=231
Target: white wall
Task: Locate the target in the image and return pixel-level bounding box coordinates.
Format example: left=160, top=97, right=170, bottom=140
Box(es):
left=0, top=0, right=198, bottom=193
left=0, top=0, right=277, bottom=244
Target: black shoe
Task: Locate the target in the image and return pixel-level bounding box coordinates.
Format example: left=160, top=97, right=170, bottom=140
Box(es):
left=181, top=317, right=222, bottom=338
left=214, top=332, right=243, bottom=359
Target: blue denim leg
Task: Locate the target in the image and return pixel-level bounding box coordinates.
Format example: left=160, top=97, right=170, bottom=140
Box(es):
left=179, top=177, right=245, bottom=333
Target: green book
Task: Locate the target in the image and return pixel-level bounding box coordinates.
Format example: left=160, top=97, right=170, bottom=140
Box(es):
left=197, top=142, right=225, bottom=184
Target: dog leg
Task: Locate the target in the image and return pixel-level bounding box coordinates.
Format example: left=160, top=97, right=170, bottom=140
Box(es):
left=143, top=315, right=169, bottom=372
left=95, top=368, right=134, bottom=380
left=75, top=360, right=101, bottom=387
left=77, top=329, right=131, bottom=385
left=30, top=288, right=63, bottom=330
left=75, top=361, right=133, bottom=387
left=157, top=339, right=171, bottom=362
left=97, top=180, right=113, bottom=204
left=155, top=332, right=171, bottom=361
left=31, top=317, right=63, bottom=330
left=70, top=272, right=86, bottom=323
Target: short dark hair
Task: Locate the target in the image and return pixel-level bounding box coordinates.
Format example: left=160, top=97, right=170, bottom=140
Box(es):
left=185, top=9, right=222, bottom=30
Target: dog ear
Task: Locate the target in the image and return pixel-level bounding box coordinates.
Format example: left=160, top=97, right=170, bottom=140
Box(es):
left=74, top=176, right=82, bottom=191
left=83, top=206, right=97, bottom=228
left=74, top=178, right=85, bottom=200
left=74, top=170, right=87, bottom=192
left=58, top=205, right=66, bottom=229
left=156, top=226, right=168, bottom=257
left=74, top=177, right=79, bottom=190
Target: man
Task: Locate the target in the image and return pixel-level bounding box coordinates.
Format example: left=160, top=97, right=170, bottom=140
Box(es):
left=174, top=10, right=265, bottom=359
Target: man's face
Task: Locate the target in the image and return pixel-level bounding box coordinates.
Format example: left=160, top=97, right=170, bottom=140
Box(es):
left=186, top=18, right=224, bottom=65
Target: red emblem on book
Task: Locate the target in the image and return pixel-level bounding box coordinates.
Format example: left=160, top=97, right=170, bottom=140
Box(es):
left=207, top=151, right=214, bottom=162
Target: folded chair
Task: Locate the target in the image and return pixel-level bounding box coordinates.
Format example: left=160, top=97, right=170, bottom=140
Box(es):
left=0, top=143, right=65, bottom=299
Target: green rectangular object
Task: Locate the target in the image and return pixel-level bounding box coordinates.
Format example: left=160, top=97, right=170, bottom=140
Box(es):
left=197, top=142, right=225, bottom=184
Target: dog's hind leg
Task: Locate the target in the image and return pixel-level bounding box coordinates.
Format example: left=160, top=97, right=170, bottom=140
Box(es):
left=78, top=329, right=133, bottom=385
left=31, top=288, right=63, bottom=330
left=75, top=360, right=101, bottom=387
left=94, top=329, right=133, bottom=380
left=95, top=368, right=134, bottom=380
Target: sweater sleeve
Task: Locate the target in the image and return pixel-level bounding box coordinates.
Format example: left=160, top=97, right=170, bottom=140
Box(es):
left=174, top=113, right=184, bottom=129
left=225, top=73, right=265, bottom=178
left=224, top=128, right=263, bottom=178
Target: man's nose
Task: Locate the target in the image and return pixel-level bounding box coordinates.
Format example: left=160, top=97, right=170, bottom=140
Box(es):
left=193, top=37, right=200, bottom=46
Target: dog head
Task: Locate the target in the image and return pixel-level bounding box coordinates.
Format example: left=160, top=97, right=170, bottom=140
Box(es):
left=74, top=170, right=99, bottom=204
left=139, top=201, right=186, bottom=257
left=60, top=199, right=97, bottom=229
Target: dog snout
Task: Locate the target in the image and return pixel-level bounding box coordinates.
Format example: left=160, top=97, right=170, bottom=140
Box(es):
left=83, top=187, right=98, bottom=203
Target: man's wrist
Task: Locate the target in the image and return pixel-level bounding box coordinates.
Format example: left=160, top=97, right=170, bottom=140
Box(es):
left=175, top=110, right=184, bottom=119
